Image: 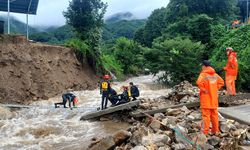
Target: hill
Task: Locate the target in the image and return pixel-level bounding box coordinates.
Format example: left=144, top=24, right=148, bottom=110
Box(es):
left=0, top=15, right=38, bottom=34
left=0, top=35, right=97, bottom=104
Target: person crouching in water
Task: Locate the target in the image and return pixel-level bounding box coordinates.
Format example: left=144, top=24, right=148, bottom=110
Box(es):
left=129, top=82, right=140, bottom=101
left=100, top=75, right=111, bottom=110
left=196, top=60, right=224, bottom=135
left=55, top=93, right=78, bottom=109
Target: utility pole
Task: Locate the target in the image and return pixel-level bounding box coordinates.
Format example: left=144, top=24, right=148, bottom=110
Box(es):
left=8, top=0, right=10, bottom=34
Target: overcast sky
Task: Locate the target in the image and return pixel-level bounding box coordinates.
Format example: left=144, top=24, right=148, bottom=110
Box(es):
left=0, top=0, right=169, bottom=26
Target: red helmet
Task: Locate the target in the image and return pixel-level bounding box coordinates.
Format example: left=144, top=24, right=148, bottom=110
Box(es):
left=103, top=75, right=110, bottom=80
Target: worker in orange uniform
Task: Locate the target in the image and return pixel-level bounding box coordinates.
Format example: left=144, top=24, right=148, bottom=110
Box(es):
left=100, top=75, right=111, bottom=110
left=223, top=47, right=238, bottom=96
left=197, top=60, right=224, bottom=135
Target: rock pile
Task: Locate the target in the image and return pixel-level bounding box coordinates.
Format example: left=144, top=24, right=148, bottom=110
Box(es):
left=89, top=106, right=250, bottom=150
left=166, top=81, right=199, bottom=103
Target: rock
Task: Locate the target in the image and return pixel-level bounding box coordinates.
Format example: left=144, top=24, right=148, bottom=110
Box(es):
left=89, top=130, right=131, bottom=150
left=142, top=134, right=170, bottom=146
left=166, top=116, right=178, bottom=125
left=220, top=122, right=230, bottom=133
left=150, top=120, right=161, bottom=132
left=166, top=108, right=182, bottom=116
left=172, top=143, right=186, bottom=150
left=162, top=118, right=169, bottom=126
left=100, top=117, right=110, bottom=121
left=113, top=130, right=132, bottom=144
left=139, top=103, right=151, bottom=109
left=187, top=115, right=195, bottom=121
left=0, top=107, right=12, bottom=120
left=158, top=146, right=171, bottom=150
left=218, top=113, right=227, bottom=122
left=200, top=143, right=214, bottom=150
left=180, top=106, right=191, bottom=114
left=246, top=128, right=250, bottom=140
left=193, top=133, right=207, bottom=145
left=131, top=146, right=147, bottom=150
left=231, top=129, right=245, bottom=137
left=154, top=113, right=165, bottom=120
left=88, top=136, right=115, bottom=150
left=208, top=136, right=221, bottom=146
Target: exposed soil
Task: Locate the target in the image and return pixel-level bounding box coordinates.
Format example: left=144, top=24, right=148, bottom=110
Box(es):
left=0, top=35, right=98, bottom=104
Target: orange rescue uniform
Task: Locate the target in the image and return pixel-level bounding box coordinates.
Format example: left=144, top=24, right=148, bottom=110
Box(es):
left=197, top=66, right=224, bottom=135
left=224, top=52, right=238, bottom=96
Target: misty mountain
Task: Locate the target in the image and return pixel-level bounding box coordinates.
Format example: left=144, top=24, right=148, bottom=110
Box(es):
left=0, top=15, right=38, bottom=34
left=106, top=12, right=137, bottom=23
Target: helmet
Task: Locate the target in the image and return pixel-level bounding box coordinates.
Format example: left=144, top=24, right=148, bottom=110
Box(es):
left=226, top=47, right=233, bottom=52
left=103, top=75, right=110, bottom=80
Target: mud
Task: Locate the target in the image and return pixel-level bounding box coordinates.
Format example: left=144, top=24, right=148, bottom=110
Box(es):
left=0, top=35, right=97, bottom=104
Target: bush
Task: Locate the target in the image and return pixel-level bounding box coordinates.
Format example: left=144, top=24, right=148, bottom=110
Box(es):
left=101, top=55, right=123, bottom=79
left=113, top=37, right=145, bottom=74
left=145, top=37, right=206, bottom=85
left=211, top=25, right=250, bottom=91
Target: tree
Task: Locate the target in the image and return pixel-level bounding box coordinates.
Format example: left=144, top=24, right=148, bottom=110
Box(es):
left=113, top=37, right=144, bottom=74
left=64, top=0, right=107, bottom=41
left=64, top=0, right=107, bottom=69
left=145, top=37, right=205, bottom=85
left=141, top=8, right=168, bottom=47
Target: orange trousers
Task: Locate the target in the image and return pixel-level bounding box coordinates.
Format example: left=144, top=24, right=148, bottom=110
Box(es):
left=226, top=75, right=236, bottom=96
left=201, top=109, right=219, bottom=135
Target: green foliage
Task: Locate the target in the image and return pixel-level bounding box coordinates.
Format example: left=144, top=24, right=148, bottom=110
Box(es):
left=211, top=25, right=250, bottom=91
left=63, top=0, right=107, bottom=41
left=139, top=8, right=167, bottom=47
left=101, top=55, right=123, bottom=79
left=113, top=37, right=145, bottom=74
left=65, top=39, right=90, bottom=63
left=30, top=25, right=76, bottom=44
left=103, top=19, right=146, bottom=41
left=64, top=0, right=107, bottom=71
left=145, top=37, right=205, bottom=85
left=136, top=0, right=239, bottom=47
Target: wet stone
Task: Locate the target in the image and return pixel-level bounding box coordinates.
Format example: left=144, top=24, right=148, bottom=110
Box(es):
left=142, top=134, right=170, bottom=146
left=131, top=146, right=147, bottom=150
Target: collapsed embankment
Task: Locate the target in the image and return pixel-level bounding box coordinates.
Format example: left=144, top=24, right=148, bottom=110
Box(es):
left=0, top=35, right=98, bottom=104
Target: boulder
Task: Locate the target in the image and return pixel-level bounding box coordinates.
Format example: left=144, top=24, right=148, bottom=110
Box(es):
left=142, top=134, right=170, bottom=146
left=113, top=130, right=132, bottom=144
left=131, top=146, right=147, bottom=150
left=0, top=107, right=12, bottom=120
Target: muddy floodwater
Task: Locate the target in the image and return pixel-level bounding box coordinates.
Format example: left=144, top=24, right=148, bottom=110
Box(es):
left=0, top=74, right=171, bottom=150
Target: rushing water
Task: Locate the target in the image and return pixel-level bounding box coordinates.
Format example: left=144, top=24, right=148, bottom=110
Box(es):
left=0, top=74, right=171, bottom=150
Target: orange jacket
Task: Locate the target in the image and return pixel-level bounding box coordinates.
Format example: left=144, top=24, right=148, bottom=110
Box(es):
left=224, top=52, right=238, bottom=76
left=196, top=67, right=224, bottom=109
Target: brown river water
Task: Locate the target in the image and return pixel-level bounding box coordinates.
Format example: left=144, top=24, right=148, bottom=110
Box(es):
left=0, top=74, right=171, bottom=150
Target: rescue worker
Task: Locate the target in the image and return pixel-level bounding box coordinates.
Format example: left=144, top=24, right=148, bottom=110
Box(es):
left=108, top=88, right=119, bottom=106
left=197, top=60, right=224, bottom=135
left=129, top=82, right=140, bottom=101
left=55, top=93, right=78, bottom=109
left=100, top=75, right=111, bottom=110
left=116, top=86, right=130, bottom=105
left=223, top=47, right=238, bottom=96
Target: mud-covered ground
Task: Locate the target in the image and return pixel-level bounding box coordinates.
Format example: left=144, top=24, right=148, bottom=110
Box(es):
left=0, top=35, right=97, bottom=104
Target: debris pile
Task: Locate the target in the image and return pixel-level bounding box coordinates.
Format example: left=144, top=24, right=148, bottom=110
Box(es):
left=88, top=106, right=250, bottom=150
left=138, top=81, right=199, bottom=110
left=166, top=81, right=199, bottom=103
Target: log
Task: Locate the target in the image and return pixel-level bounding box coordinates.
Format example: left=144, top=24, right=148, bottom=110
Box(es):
left=130, top=93, right=250, bottom=118
left=80, top=101, right=140, bottom=120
